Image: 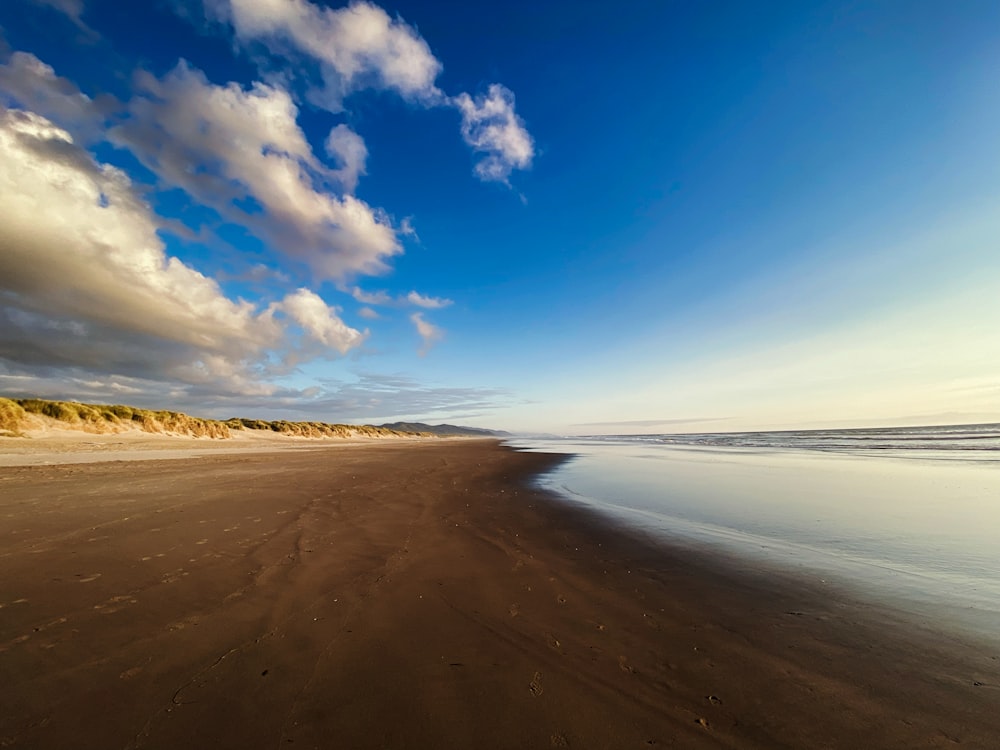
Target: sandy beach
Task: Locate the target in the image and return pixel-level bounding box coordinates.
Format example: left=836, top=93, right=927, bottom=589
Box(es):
left=1, top=438, right=998, bottom=749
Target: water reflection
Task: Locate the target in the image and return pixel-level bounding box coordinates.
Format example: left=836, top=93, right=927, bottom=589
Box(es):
left=511, top=438, right=1000, bottom=640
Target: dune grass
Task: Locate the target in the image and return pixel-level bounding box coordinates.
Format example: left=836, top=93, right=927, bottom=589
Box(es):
left=0, top=397, right=28, bottom=436
left=224, top=417, right=423, bottom=438
left=10, top=398, right=231, bottom=438
left=1, top=397, right=426, bottom=440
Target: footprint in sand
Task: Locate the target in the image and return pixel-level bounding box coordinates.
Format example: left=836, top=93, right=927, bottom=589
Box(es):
left=94, top=596, right=137, bottom=614
left=32, top=616, right=67, bottom=632
left=161, top=569, right=186, bottom=584
left=76, top=573, right=101, bottom=583
left=618, top=655, right=635, bottom=674
left=529, top=671, right=544, bottom=696
left=508, top=603, right=519, bottom=618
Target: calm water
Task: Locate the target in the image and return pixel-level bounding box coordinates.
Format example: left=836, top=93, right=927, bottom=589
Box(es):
left=509, top=423, right=1000, bottom=641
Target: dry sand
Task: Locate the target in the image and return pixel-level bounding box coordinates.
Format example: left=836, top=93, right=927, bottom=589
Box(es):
left=1, top=439, right=998, bottom=749
left=0, top=427, right=425, bottom=467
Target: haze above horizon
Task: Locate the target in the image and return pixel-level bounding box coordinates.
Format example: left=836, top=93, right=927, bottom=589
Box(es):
left=1, top=0, right=998, bottom=434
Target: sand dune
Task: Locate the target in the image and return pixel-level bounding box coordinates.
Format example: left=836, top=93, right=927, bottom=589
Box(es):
left=0, top=397, right=425, bottom=441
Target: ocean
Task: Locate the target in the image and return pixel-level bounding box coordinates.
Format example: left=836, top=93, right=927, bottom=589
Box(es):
left=509, top=423, right=1000, bottom=642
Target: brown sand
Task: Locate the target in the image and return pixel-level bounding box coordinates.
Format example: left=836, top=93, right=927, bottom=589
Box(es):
left=0, top=440, right=997, bottom=749
left=0, top=427, right=426, bottom=467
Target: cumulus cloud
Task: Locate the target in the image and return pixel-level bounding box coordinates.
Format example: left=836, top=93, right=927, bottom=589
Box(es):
left=111, top=62, right=401, bottom=280
left=0, top=108, right=274, bottom=351
left=454, top=83, right=535, bottom=183
left=454, top=84, right=534, bottom=183
left=0, top=106, right=364, bottom=395
left=281, top=288, right=366, bottom=353
left=0, top=51, right=111, bottom=140
left=410, top=312, right=443, bottom=356
left=1, top=51, right=407, bottom=278
left=203, top=0, right=534, bottom=184
left=209, top=0, right=443, bottom=107
left=0, top=2, right=532, bottom=414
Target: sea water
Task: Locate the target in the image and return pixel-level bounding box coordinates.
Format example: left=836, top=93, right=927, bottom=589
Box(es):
left=509, top=424, right=1000, bottom=642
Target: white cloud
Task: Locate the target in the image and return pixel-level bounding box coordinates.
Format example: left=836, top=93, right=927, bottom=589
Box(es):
left=204, top=0, right=534, bottom=185
left=0, top=106, right=364, bottom=395
left=350, top=286, right=452, bottom=309
left=454, top=84, right=534, bottom=183
left=30, top=0, right=93, bottom=33
left=405, top=291, right=452, bottom=309
left=399, top=216, right=417, bottom=237
left=357, top=306, right=380, bottom=320
left=324, top=123, right=367, bottom=193
left=280, top=288, right=366, bottom=353
left=112, top=62, right=402, bottom=280
left=349, top=286, right=394, bottom=305
left=210, top=0, right=443, bottom=107
left=0, top=51, right=109, bottom=140
left=0, top=108, right=275, bottom=351
left=410, top=312, right=443, bottom=356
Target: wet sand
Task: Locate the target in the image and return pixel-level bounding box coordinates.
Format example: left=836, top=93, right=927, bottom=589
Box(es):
left=1, top=440, right=997, bottom=748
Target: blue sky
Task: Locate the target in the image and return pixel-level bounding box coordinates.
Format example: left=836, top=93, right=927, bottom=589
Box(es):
left=1, top=0, right=998, bottom=433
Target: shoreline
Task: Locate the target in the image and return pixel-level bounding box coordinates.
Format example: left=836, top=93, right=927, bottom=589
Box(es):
left=1, top=440, right=998, bottom=748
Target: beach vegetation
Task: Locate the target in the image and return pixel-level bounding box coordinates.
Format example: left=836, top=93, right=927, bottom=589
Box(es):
left=226, top=416, right=412, bottom=438
left=12, top=398, right=231, bottom=438
left=0, top=397, right=28, bottom=436
left=1, top=396, right=427, bottom=440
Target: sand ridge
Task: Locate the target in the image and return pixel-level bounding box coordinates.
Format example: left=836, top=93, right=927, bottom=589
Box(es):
left=1, top=441, right=998, bottom=748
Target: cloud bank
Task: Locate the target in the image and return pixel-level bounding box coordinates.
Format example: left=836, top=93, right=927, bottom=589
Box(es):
left=0, top=1, right=531, bottom=417
left=0, top=106, right=364, bottom=397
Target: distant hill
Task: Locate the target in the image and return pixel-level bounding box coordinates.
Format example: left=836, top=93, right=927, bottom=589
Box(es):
left=379, top=422, right=511, bottom=437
